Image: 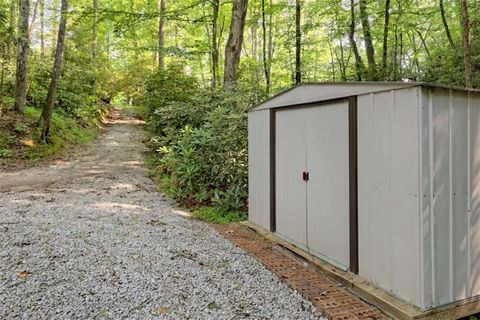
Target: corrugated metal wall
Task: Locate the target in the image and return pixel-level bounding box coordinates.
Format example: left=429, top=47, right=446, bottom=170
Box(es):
left=357, top=88, right=422, bottom=307
left=420, top=87, right=480, bottom=308
left=248, top=110, right=271, bottom=230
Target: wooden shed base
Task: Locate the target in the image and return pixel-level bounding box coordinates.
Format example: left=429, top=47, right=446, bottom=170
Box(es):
left=241, top=221, right=480, bottom=320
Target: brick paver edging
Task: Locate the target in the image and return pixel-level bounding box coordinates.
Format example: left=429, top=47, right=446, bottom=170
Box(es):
left=214, top=223, right=389, bottom=320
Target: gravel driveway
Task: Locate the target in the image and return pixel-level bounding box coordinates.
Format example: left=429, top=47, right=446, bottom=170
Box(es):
left=0, top=111, right=319, bottom=319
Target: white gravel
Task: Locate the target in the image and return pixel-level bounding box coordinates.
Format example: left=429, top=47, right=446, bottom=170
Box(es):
left=0, top=112, right=320, bottom=319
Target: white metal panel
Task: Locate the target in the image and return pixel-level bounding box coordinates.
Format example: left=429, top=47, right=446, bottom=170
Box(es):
left=360, top=91, right=395, bottom=291
left=248, top=110, right=270, bottom=230
left=451, top=91, right=469, bottom=301
left=275, top=108, right=308, bottom=246
left=469, top=93, right=480, bottom=296
left=390, top=88, right=421, bottom=305
left=420, top=87, right=433, bottom=309
left=306, top=101, right=350, bottom=269
left=420, top=88, right=478, bottom=308
left=358, top=93, right=375, bottom=283
left=358, top=88, right=421, bottom=306
left=431, top=89, right=452, bottom=306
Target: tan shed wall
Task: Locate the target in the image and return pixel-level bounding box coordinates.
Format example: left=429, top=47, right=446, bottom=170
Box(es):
left=357, top=87, right=422, bottom=307
left=248, top=110, right=271, bottom=230
left=420, top=87, right=480, bottom=309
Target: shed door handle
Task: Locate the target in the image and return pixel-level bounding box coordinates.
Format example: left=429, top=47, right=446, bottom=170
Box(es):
left=302, top=171, right=309, bottom=181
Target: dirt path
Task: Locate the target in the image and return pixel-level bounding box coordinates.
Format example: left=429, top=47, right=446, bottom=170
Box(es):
left=0, top=111, right=147, bottom=192
left=0, top=110, right=319, bottom=319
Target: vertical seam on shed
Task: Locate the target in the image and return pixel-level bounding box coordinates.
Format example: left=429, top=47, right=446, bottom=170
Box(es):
left=417, top=87, right=425, bottom=308
left=448, top=89, right=454, bottom=302
left=467, top=92, right=472, bottom=297
left=428, top=88, right=436, bottom=304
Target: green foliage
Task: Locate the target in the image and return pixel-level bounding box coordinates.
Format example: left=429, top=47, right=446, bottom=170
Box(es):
left=145, top=65, right=253, bottom=213
left=192, top=207, right=246, bottom=224
left=0, top=106, right=102, bottom=164
left=24, top=107, right=99, bottom=160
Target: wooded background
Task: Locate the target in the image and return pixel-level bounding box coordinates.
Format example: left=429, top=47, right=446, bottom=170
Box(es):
left=1, top=0, right=478, bottom=110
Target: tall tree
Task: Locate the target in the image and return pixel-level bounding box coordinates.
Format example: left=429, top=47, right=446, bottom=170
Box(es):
left=14, top=0, right=30, bottom=114
left=158, top=0, right=166, bottom=68
left=459, top=0, right=472, bottom=88
left=381, top=0, right=390, bottom=80
left=294, top=0, right=301, bottom=85
left=348, top=0, right=364, bottom=81
left=261, top=0, right=270, bottom=93
left=223, top=0, right=248, bottom=90
left=92, top=0, right=98, bottom=60
left=211, top=0, right=219, bottom=87
left=39, top=0, right=68, bottom=140
left=439, top=0, right=455, bottom=49
left=359, top=0, right=377, bottom=80
left=9, top=0, right=16, bottom=32
left=40, top=0, right=44, bottom=58
left=28, top=0, right=39, bottom=40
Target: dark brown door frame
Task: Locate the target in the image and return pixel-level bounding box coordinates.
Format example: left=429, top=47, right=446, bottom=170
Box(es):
left=268, top=96, right=359, bottom=274
left=269, top=108, right=276, bottom=232
left=348, top=96, right=359, bottom=274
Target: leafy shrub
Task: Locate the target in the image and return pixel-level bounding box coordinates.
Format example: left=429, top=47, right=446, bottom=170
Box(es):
left=145, top=64, right=254, bottom=214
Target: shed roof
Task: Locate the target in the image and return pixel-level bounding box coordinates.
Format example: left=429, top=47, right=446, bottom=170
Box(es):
left=249, top=82, right=480, bottom=111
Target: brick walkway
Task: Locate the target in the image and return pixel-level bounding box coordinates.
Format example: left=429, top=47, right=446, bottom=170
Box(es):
left=214, top=224, right=388, bottom=320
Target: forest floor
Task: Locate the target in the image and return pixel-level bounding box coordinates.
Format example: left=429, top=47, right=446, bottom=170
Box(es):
left=0, top=110, right=319, bottom=319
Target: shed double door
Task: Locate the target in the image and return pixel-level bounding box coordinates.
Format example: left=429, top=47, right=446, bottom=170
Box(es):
left=275, top=101, right=350, bottom=270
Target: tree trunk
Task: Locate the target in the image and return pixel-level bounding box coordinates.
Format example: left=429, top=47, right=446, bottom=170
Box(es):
left=211, top=0, right=219, bottom=88
left=348, top=0, right=364, bottom=81
left=158, top=0, right=166, bottom=69
left=223, top=0, right=249, bottom=91
left=416, top=30, right=430, bottom=58
left=40, top=0, right=44, bottom=58
left=359, top=0, right=377, bottom=80
left=460, top=0, right=472, bottom=88
left=9, top=0, right=16, bottom=33
left=409, top=32, right=420, bottom=77
left=338, top=39, right=347, bottom=81
left=14, top=0, right=30, bottom=114
left=381, top=0, right=390, bottom=81
left=91, top=0, right=98, bottom=93
left=28, top=0, right=39, bottom=41
left=251, top=20, right=257, bottom=59
left=92, top=0, right=98, bottom=60
left=393, top=26, right=398, bottom=80
left=267, top=0, right=273, bottom=79
left=0, top=62, right=5, bottom=105
left=399, top=32, right=403, bottom=79
left=261, top=0, right=270, bottom=93
left=294, top=0, right=301, bottom=85
left=439, top=0, right=455, bottom=49
left=39, top=0, right=68, bottom=141
left=251, top=15, right=261, bottom=91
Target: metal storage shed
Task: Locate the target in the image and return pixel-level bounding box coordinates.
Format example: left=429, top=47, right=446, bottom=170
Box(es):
left=247, top=82, right=480, bottom=311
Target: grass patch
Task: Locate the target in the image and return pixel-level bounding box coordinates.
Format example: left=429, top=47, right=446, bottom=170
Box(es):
left=192, top=207, right=246, bottom=224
